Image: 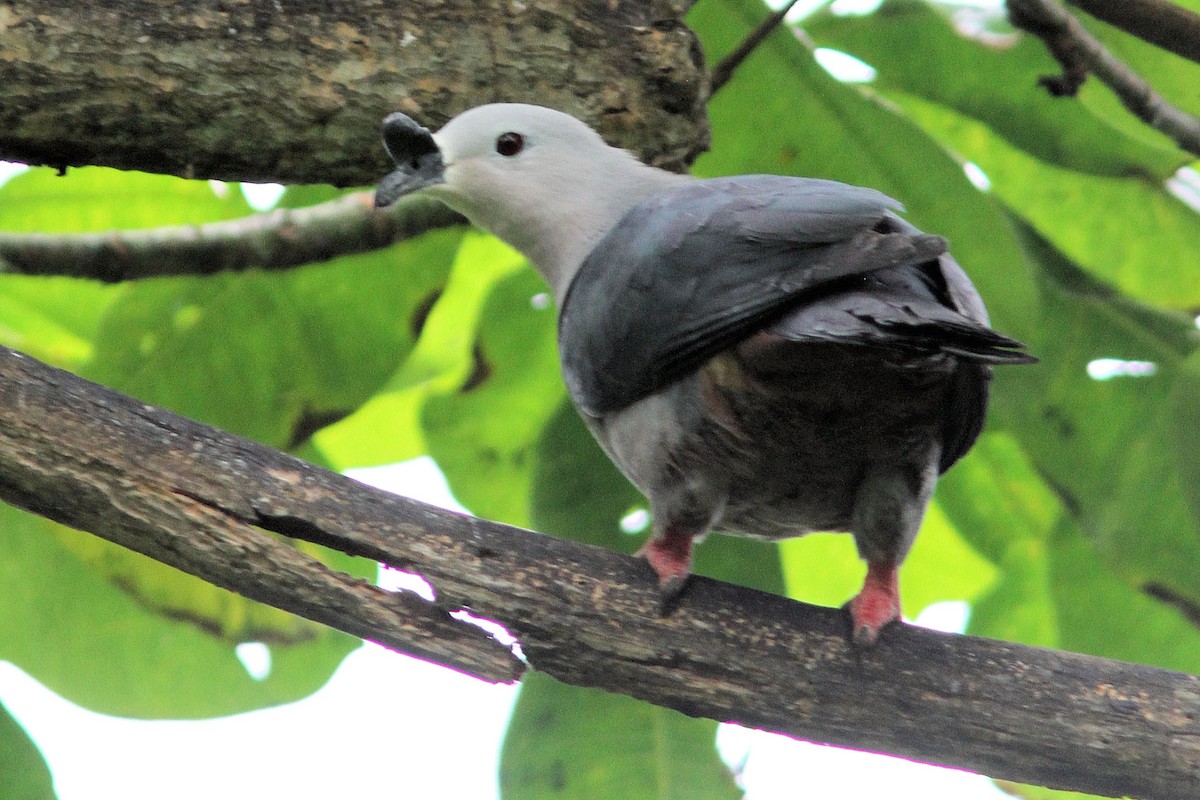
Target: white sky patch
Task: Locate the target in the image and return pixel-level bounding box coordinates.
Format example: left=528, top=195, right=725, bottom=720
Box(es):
left=914, top=600, right=971, bottom=634
left=349, top=456, right=467, bottom=602
left=619, top=507, right=651, bottom=535
left=378, top=566, right=437, bottom=600
left=765, top=0, right=828, bottom=21
left=1166, top=167, right=1200, bottom=215
left=0, top=160, right=30, bottom=190
left=963, top=161, right=992, bottom=191
left=718, top=720, right=1011, bottom=800
left=813, top=47, right=877, bottom=83
left=234, top=642, right=272, bottom=681
left=1087, top=358, right=1158, bottom=381
left=830, top=0, right=884, bottom=15
left=241, top=182, right=286, bottom=211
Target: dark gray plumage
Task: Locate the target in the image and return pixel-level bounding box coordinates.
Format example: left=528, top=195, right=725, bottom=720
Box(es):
left=374, top=103, right=1035, bottom=644
left=559, top=175, right=1028, bottom=422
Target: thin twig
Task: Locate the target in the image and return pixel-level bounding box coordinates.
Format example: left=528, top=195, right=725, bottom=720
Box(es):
left=710, top=0, right=807, bottom=95
left=1069, top=0, right=1200, bottom=66
left=0, top=191, right=466, bottom=282
left=1007, top=0, right=1200, bottom=157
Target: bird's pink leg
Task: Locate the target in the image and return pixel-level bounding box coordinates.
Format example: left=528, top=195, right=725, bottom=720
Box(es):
left=848, top=560, right=901, bottom=646
left=637, top=527, right=695, bottom=600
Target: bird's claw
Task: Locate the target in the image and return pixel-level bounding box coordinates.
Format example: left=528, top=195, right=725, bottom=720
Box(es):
left=846, top=560, right=902, bottom=646
left=637, top=530, right=694, bottom=612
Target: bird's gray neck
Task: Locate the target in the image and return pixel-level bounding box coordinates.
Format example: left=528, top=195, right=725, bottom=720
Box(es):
left=464, top=161, right=691, bottom=304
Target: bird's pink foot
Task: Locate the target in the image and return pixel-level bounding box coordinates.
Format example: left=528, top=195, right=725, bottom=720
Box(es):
left=847, top=560, right=901, bottom=646
left=636, top=528, right=694, bottom=601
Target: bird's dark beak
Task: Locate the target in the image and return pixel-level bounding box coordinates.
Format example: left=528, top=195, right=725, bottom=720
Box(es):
left=375, top=112, right=446, bottom=208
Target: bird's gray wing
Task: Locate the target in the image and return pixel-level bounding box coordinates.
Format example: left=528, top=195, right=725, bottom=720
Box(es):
left=559, top=176, right=961, bottom=416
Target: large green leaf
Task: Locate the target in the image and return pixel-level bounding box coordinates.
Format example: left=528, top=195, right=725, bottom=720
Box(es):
left=1171, top=349, right=1200, bottom=531
left=0, top=166, right=252, bottom=231
left=893, top=91, right=1200, bottom=308
left=0, top=503, right=359, bottom=718
left=951, top=435, right=1200, bottom=675
left=501, top=672, right=741, bottom=800
left=0, top=701, right=55, bottom=800
left=1011, top=222, right=1200, bottom=608
left=423, top=267, right=563, bottom=527
left=806, top=0, right=1187, bottom=177
left=0, top=166, right=252, bottom=369
left=84, top=231, right=458, bottom=449
left=1049, top=517, right=1200, bottom=673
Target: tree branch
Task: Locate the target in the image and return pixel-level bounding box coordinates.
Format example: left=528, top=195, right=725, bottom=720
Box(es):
left=709, top=0, right=806, bottom=95
left=1007, top=0, right=1200, bottom=157
left=0, top=0, right=709, bottom=183
left=1068, top=0, right=1200, bottom=66
left=0, top=193, right=464, bottom=282
left=0, top=344, right=1197, bottom=800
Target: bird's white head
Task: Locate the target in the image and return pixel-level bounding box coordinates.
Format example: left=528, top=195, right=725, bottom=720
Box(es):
left=376, top=103, right=688, bottom=299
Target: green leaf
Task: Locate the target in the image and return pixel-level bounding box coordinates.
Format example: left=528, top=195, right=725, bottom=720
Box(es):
left=890, top=91, right=1200, bottom=308
left=0, top=276, right=111, bottom=368
left=805, top=0, right=1186, bottom=177
left=393, top=231, right=526, bottom=395
left=0, top=165, right=255, bottom=370
left=1170, top=349, right=1200, bottom=532
left=312, top=387, right=428, bottom=471
left=780, top=502, right=996, bottom=618
left=968, top=549, right=1058, bottom=647
left=500, top=672, right=741, bottom=800
left=0, top=166, right=251, bottom=231
left=531, top=400, right=644, bottom=550
left=936, top=432, right=1062, bottom=564
left=44, top=518, right=337, bottom=644
left=0, top=701, right=55, bottom=800
left=423, top=267, right=563, bottom=527
left=1048, top=517, right=1200, bottom=673
left=1010, top=222, right=1200, bottom=608
left=993, top=782, right=1103, bottom=800
left=937, top=433, right=1062, bottom=645
left=85, top=228, right=458, bottom=450
left=0, top=503, right=359, bottom=718
left=0, top=166, right=457, bottom=713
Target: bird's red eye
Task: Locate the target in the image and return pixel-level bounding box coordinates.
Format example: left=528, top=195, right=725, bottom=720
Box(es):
left=496, top=132, right=524, bottom=157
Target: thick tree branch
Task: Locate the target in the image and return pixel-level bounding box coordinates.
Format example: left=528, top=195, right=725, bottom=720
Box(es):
left=0, top=193, right=464, bottom=282
left=0, top=345, right=1197, bottom=800
left=0, top=0, right=709, bottom=183
left=1007, top=0, right=1200, bottom=157
left=1068, top=0, right=1200, bottom=66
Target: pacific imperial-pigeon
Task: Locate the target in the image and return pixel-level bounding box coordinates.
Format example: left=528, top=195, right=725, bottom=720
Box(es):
left=375, top=103, right=1035, bottom=644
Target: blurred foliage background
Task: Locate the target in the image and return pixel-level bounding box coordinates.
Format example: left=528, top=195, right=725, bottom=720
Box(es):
left=1, top=0, right=1198, bottom=797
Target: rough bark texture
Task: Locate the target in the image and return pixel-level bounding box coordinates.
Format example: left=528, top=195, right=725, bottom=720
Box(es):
left=0, top=344, right=1197, bottom=800
left=0, top=0, right=709, bottom=184
left=1069, top=0, right=1200, bottom=65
